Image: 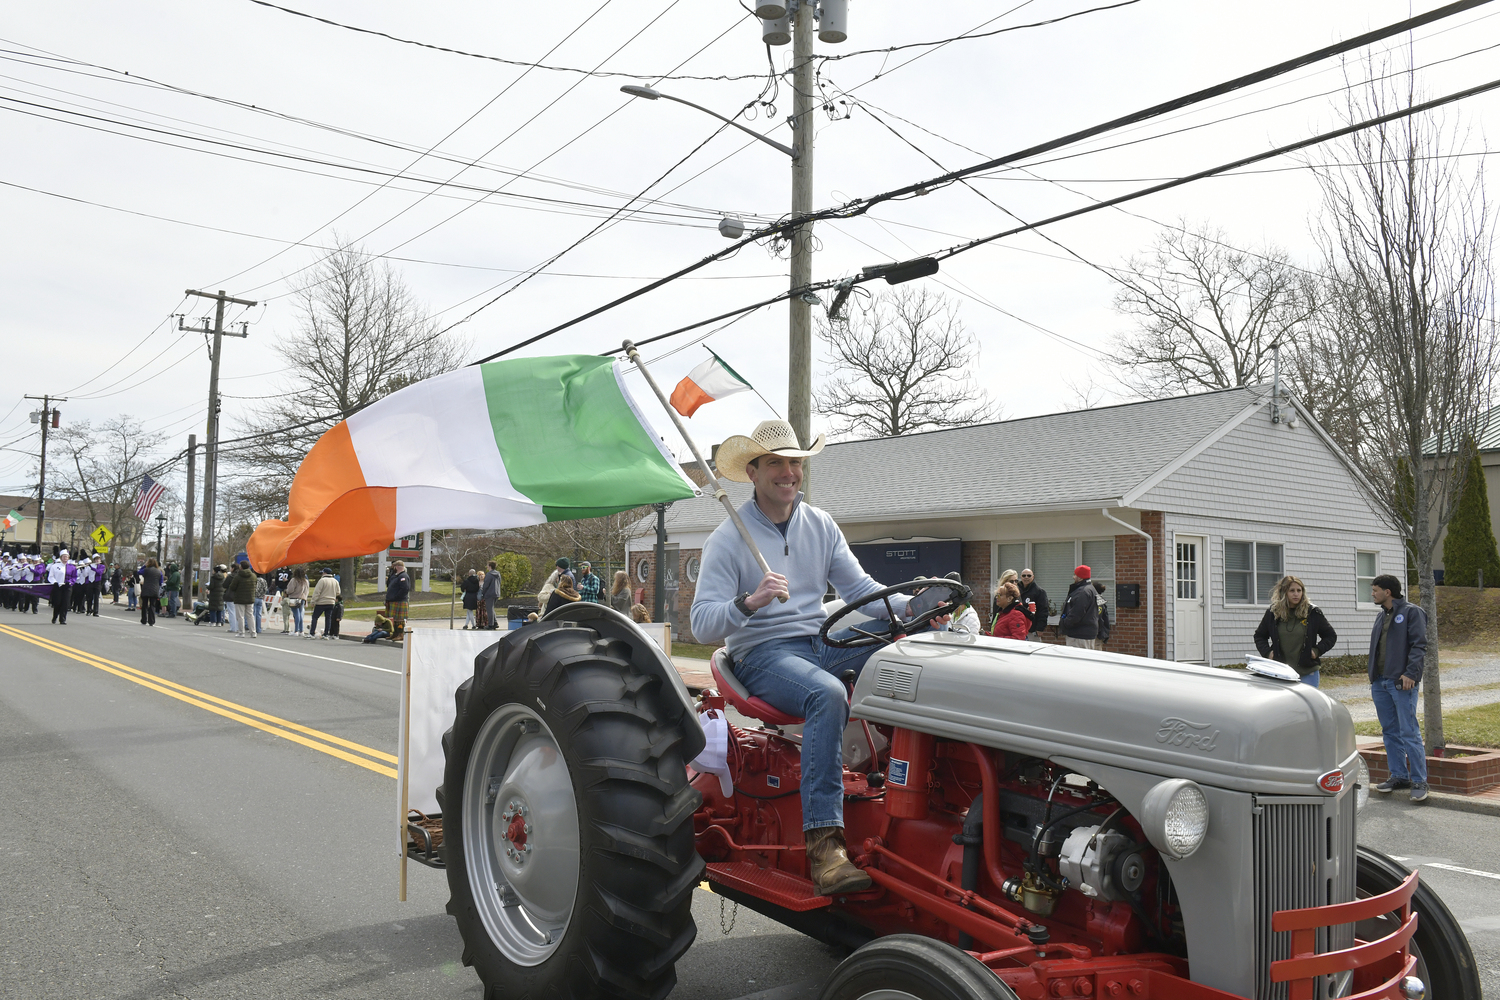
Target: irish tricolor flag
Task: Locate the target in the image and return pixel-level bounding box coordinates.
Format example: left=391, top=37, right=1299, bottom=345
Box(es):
left=247, top=355, right=697, bottom=571
left=669, top=349, right=752, bottom=417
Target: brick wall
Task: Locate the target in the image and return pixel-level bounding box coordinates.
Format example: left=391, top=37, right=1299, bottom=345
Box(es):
left=631, top=548, right=704, bottom=643
left=961, top=540, right=991, bottom=600
left=1104, top=511, right=1166, bottom=658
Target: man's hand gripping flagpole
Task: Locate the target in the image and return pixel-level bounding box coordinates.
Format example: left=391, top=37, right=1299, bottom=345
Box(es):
left=623, top=340, right=787, bottom=603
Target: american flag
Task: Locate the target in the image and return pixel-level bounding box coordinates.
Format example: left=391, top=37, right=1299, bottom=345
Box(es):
left=133, top=473, right=165, bottom=521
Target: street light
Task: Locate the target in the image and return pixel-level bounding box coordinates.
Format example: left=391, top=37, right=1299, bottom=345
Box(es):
left=68, top=519, right=77, bottom=554
left=156, top=513, right=167, bottom=561
left=619, top=86, right=797, bottom=160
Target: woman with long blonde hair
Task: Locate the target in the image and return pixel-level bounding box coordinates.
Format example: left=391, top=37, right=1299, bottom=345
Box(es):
left=1253, top=574, right=1338, bottom=686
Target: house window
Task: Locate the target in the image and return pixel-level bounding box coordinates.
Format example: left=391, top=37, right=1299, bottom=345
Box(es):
left=1176, top=541, right=1199, bottom=600
left=1357, top=551, right=1378, bottom=605
left=994, top=543, right=1026, bottom=596
left=1027, top=539, right=1115, bottom=620
left=1081, top=539, right=1115, bottom=599
left=1225, top=541, right=1284, bottom=604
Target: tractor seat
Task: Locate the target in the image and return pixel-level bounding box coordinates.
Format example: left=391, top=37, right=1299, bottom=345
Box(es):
left=710, top=649, right=803, bottom=727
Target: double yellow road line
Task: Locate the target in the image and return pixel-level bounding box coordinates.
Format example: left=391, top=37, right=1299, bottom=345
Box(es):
left=0, top=623, right=397, bottom=779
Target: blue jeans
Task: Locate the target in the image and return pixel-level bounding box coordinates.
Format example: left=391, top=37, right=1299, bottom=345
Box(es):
left=292, top=603, right=304, bottom=633
left=1299, top=670, right=1320, bottom=687
left=734, top=631, right=881, bottom=831
left=253, top=600, right=263, bottom=633
left=1371, top=677, right=1427, bottom=783
left=165, top=589, right=179, bottom=617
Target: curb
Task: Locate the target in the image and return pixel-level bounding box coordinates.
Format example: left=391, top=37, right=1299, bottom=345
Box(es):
left=336, top=632, right=402, bottom=648
left=1424, top=789, right=1500, bottom=817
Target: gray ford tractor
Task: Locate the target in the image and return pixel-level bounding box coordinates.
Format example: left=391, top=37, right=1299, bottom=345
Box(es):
left=419, top=581, right=1478, bottom=1000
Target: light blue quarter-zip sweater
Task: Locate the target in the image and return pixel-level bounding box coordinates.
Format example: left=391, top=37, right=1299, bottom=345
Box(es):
left=690, top=493, right=888, bottom=657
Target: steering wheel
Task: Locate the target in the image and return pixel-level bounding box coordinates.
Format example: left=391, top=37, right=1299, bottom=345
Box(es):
left=819, top=577, right=972, bottom=649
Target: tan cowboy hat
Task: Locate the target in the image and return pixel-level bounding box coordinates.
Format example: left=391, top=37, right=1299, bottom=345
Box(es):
left=715, top=419, right=825, bottom=483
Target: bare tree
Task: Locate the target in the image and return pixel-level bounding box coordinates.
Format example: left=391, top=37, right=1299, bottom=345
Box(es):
left=1283, top=271, right=1380, bottom=457
left=1062, top=372, right=1111, bottom=412
left=226, top=240, right=469, bottom=595
left=48, top=416, right=165, bottom=551
left=1109, top=224, right=1320, bottom=397
left=1312, top=58, right=1498, bottom=750
left=814, top=287, right=998, bottom=439
left=433, top=530, right=505, bottom=627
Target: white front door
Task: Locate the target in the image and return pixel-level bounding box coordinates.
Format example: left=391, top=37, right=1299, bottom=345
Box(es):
left=1174, top=536, right=1206, bottom=662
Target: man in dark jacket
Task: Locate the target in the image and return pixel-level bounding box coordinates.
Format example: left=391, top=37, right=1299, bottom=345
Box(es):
left=1059, top=565, right=1099, bottom=649
left=228, top=561, right=258, bottom=638
left=164, top=563, right=182, bottom=617
left=385, top=560, right=411, bottom=637
left=480, top=561, right=501, bottom=630
left=1017, top=568, right=1048, bottom=637
left=1368, top=574, right=1428, bottom=801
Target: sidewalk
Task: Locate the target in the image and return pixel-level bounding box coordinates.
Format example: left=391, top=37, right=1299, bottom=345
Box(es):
left=1357, top=734, right=1500, bottom=817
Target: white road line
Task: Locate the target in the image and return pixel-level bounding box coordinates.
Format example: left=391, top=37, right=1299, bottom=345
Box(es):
left=1425, top=862, right=1500, bottom=881
left=222, top=639, right=401, bottom=674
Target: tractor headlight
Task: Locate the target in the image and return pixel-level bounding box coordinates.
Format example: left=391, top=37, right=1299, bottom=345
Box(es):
left=1354, top=755, right=1370, bottom=813
left=1141, top=779, right=1210, bottom=860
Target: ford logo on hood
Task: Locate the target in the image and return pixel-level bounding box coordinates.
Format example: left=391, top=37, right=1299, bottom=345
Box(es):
left=1317, top=769, right=1345, bottom=793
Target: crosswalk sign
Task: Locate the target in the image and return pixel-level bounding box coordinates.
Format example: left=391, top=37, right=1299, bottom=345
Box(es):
left=90, top=525, right=113, bottom=547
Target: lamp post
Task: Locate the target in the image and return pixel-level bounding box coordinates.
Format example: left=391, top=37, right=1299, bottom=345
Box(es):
left=155, top=513, right=167, bottom=561
left=618, top=35, right=822, bottom=452
left=68, top=519, right=78, bottom=554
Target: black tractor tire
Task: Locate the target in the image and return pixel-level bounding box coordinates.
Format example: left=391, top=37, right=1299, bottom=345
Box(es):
left=819, top=935, right=1020, bottom=1000
left=1356, top=845, right=1481, bottom=1000
left=441, top=622, right=703, bottom=1000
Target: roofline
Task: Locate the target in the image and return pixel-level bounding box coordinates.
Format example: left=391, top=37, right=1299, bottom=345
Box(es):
left=634, top=497, right=1137, bottom=537
left=810, top=383, right=1266, bottom=449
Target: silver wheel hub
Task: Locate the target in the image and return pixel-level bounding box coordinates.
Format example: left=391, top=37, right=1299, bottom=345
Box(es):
left=463, top=706, right=580, bottom=966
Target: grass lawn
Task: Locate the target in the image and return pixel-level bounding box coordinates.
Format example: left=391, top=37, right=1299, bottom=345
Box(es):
left=1354, top=701, right=1500, bottom=749
left=352, top=578, right=457, bottom=603
left=672, top=641, right=718, bottom=660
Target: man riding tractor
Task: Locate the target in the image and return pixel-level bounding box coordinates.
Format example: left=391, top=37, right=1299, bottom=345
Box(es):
left=690, top=419, right=949, bottom=897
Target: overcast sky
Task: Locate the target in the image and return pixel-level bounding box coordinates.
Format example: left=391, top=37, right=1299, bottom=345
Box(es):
left=2, top=0, right=1496, bottom=513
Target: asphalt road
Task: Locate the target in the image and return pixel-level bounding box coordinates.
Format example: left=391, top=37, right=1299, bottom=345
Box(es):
left=2, top=603, right=1495, bottom=999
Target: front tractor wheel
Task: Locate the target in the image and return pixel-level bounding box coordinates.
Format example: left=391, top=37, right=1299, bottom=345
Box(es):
left=442, top=623, right=703, bottom=999
left=819, top=935, right=1020, bottom=1000
left=1356, top=846, right=1481, bottom=1000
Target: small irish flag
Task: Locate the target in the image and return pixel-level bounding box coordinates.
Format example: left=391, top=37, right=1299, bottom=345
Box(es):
left=246, top=355, right=698, bottom=572
left=1, top=509, right=22, bottom=531
left=669, top=349, right=753, bottom=417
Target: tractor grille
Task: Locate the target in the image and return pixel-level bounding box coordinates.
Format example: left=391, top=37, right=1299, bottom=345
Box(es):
left=1251, top=795, right=1356, bottom=1000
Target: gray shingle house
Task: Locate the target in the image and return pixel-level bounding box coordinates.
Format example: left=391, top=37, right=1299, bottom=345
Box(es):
left=627, top=384, right=1402, bottom=665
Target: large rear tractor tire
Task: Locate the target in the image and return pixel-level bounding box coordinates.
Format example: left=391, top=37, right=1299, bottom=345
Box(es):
left=1355, top=846, right=1481, bottom=1000
left=442, top=622, right=703, bottom=999
left=818, top=935, right=1020, bottom=1000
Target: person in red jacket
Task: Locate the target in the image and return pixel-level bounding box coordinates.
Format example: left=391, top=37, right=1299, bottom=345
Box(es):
left=990, top=581, right=1031, bottom=640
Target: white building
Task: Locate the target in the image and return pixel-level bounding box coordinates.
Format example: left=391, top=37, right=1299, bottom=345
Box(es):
left=626, top=384, right=1401, bottom=664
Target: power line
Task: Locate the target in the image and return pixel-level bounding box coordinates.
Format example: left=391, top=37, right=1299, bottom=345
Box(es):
left=469, top=0, right=1493, bottom=364
left=435, top=121, right=732, bottom=330
left=0, top=41, right=778, bottom=217
left=209, top=0, right=623, bottom=292
left=236, top=0, right=717, bottom=303
left=612, top=70, right=1500, bottom=358
left=240, top=0, right=771, bottom=83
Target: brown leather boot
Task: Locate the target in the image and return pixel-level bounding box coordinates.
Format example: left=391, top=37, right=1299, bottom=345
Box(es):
left=805, top=827, right=872, bottom=896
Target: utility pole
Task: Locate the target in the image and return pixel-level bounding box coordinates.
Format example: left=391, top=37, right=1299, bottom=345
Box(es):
left=653, top=503, right=668, bottom=626
left=787, top=0, right=818, bottom=475
left=23, top=395, right=64, bottom=555
left=183, top=289, right=256, bottom=582
left=183, top=433, right=196, bottom=597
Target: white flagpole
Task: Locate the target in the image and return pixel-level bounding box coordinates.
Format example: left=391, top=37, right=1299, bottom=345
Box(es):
left=622, top=341, right=786, bottom=602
